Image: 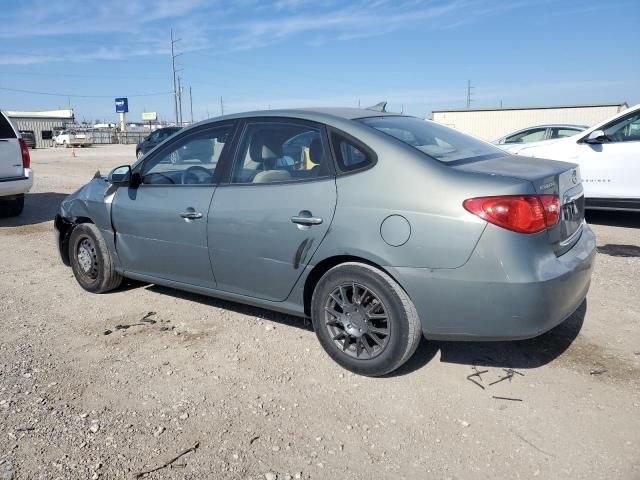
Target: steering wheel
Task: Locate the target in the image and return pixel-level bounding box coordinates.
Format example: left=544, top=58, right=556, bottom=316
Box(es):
left=181, top=165, right=213, bottom=185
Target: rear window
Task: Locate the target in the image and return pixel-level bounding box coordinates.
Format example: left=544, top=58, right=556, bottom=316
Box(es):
left=359, top=116, right=505, bottom=164
left=0, top=112, right=17, bottom=139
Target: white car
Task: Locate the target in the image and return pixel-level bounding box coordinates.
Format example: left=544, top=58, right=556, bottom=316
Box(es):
left=0, top=110, right=33, bottom=216
left=494, top=124, right=587, bottom=154
left=53, top=130, right=92, bottom=148
left=513, top=105, right=640, bottom=211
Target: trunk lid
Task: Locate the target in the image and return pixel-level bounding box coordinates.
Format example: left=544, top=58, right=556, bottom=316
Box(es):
left=453, top=155, right=585, bottom=255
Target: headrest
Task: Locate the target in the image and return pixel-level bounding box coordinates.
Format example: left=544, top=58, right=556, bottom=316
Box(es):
left=249, top=131, right=282, bottom=163
left=309, top=137, right=324, bottom=165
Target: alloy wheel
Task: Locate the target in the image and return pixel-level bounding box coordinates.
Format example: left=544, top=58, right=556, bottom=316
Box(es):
left=323, top=282, right=391, bottom=360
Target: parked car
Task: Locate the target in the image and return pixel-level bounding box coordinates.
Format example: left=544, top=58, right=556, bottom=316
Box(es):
left=494, top=124, right=587, bottom=153
left=136, top=126, right=182, bottom=159
left=53, top=130, right=92, bottom=148
left=19, top=130, right=36, bottom=149
left=54, top=108, right=595, bottom=376
left=0, top=111, right=32, bottom=216
left=511, top=104, right=640, bottom=210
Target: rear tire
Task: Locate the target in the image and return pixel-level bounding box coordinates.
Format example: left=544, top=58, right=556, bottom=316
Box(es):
left=69, top=223, right=122, bottom=293
left=0, top=195, right=24, bottom=217
left=311, top=262, right=422, bottom=376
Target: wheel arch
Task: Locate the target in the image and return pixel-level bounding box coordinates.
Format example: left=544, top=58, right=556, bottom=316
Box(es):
left=302, top=255, right=404, bottom=317
left=56, top=215, right=94, bottom=266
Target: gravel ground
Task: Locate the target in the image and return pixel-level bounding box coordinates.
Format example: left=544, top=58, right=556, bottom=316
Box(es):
left=1, top=145, right=639, bottom=480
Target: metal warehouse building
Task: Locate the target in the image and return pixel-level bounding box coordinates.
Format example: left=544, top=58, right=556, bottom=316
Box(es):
left=432, top=103, right=628, bottom=141
left=6, top=109, right=75, bottom=148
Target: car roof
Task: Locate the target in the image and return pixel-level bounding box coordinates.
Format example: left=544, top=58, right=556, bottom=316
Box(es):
left=205, top=107, right=404, bottom=124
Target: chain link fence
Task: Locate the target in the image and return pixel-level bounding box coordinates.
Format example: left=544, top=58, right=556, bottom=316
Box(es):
left=89, top=130, right=148, bottom=145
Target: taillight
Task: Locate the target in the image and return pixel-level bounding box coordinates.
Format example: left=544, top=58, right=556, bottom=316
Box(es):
left=19, top=138, right=31, bottom=169
left=463, top=195, right=560, bottom=234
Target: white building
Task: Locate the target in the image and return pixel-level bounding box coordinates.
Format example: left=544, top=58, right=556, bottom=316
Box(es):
left=6, top=109, right=75, bottom=148
left=431, top=103, right=629, bottom=141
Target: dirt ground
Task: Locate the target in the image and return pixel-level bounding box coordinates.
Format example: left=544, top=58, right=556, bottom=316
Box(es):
left=1, top=145, right=639, bottom=480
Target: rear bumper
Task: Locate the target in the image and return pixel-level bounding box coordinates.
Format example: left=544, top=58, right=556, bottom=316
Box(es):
left=389, top=224, right=596, bottom=341
left=0, top=169, right=33, bottom=197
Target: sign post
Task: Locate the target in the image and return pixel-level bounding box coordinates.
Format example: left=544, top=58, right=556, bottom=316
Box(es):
left=115, top=98, right=129, bottom=134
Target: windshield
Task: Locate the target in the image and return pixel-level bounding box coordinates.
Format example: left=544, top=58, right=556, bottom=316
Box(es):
left=359, top=116, right=506, bottom=163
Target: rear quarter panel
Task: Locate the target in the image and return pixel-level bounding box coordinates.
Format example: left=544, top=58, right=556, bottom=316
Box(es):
left=311, top=125, right=536, bottom=270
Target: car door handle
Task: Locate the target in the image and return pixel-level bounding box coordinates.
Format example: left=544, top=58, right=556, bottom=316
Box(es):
left=291, top=215, right=323, bottom=226
left=179, top=210, right=203, bottom=219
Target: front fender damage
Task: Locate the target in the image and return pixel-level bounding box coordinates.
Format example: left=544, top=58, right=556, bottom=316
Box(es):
left=56, top=173, right=120, bottom=267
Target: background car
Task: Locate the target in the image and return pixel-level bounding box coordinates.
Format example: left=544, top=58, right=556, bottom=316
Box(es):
left=136, top=126, right=182, bottom=159
left=494, top=124, right=587, bottom=153
left=53, top=130, right=92, bottom=148
left=55, top=108, right=595, bottom=376
left=19, top=130, right=36, bottom=149
left=0, top=111, right=32, bottom=216
left=513, top=104, right=640, bottom=210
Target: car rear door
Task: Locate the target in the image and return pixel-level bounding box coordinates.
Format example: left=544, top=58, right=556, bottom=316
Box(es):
left=208, top=118, right=337, bottom=302
left=0, top=112, right=23, bottom=179
left=111, top=122, right=237, bottom=288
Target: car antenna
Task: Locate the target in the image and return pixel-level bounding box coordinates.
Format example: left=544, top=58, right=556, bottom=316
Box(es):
left=366, top=101, right=387, bottom=112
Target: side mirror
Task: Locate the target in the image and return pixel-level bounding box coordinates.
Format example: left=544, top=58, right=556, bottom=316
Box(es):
left=108, top=165, right=131, bottom=186
left=583, top=129, right=608, bottom=144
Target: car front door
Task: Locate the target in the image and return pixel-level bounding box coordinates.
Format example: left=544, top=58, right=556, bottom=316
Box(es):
left=111, top=122, right=237, bottom=288
left=208, top=119, right=337, bottom=302
left=575, top=110, right=640, bottom=203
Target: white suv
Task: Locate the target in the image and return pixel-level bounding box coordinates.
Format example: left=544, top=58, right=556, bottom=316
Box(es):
left=0, top=110, right=33, bottom=216
left=514, top=104, right=640, bottom=211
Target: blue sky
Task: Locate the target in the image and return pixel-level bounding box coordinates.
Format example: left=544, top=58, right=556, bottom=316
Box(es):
left=1, top=0, right=638, bottom=123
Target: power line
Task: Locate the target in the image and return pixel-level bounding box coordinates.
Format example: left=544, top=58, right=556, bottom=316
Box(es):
left=0, top=70, right=167, bottom=81
left=466, top=80, right=474, bottom=109
left=0, top=86, right=171, bottom=98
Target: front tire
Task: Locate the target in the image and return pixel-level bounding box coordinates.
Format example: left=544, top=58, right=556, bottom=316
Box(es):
left=69, top=223, right=122, bottom=293
left=0, top=195, right=24, bottom=217
left=311, top=262, right=422, bottom=376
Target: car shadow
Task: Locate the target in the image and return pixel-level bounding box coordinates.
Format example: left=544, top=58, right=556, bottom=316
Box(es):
left=388, top=300, right=587, bottom=377
left=145, top=284, right=314, bottom=332
left=586, top=210, right=640, bottom=228
left=597, top=244, right=640, bottom=258
left=128, top=283, right=586, bottom=374
left=0, top=192, right=67, bottom=227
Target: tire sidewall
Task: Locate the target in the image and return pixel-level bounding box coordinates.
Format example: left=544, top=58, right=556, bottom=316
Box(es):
left=311, top=264, right=411, bottom=376
left=69, top=225, right=108, bottom=293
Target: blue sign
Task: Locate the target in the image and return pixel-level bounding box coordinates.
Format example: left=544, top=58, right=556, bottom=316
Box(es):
left=115, top=97, right=128, bottom=113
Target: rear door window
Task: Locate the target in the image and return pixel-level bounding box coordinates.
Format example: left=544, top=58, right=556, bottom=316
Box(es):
left=504, top=128, right=546, bottom=144
left=0, top=113, right=17, bottom=138
left=231, top=121, right=331, bottom=184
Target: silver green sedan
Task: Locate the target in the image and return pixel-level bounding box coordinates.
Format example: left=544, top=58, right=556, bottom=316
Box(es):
left=54, top=108, right=596, bottom=376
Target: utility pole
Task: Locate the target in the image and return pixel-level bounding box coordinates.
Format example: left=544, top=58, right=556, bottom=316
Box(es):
left=189, top=85, right=194, bottom=124
left=220, top=96, right=224, bottom=116
left=466, top=80, right=474, bottom=109
left=177, top=76, right=183, bottom=125
left=170, top=29, right=181, bottom=125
